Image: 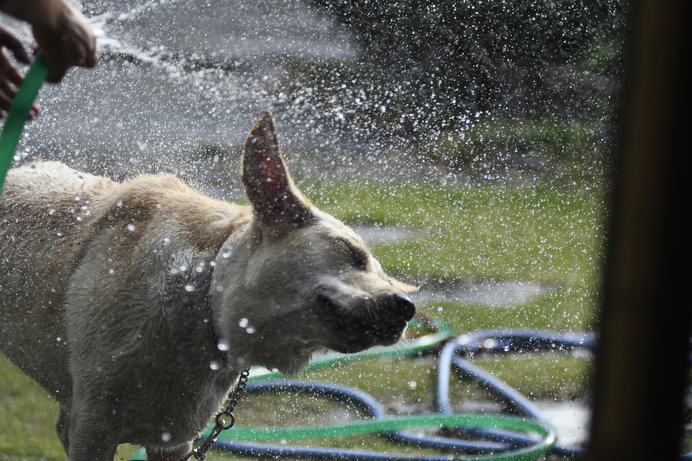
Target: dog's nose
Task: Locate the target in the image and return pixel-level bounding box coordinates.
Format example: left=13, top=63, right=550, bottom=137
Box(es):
left=389, top=293, right=416, bottom=321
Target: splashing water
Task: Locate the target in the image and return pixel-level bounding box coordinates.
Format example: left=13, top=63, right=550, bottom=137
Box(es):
left=15, top=0, right=366, bottom=195
left=6, top=0, right=622, bottom=197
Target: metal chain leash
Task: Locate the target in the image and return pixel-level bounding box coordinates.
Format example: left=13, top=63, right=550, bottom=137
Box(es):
left=182, top=368, right=251, bottom=460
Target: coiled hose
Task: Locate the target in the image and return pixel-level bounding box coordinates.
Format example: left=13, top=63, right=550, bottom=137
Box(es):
left=130, top=327, right=602, bottom=460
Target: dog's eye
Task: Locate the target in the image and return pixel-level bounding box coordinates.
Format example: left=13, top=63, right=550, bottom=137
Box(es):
left=334, top=237, right=368, bottom=270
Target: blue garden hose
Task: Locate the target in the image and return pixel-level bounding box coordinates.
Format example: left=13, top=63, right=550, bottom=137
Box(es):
left=212, top=380, right=556, bottom=461
left=211, top=330, right=595, bottom=460
left=437, top=330, right=598, bottom=458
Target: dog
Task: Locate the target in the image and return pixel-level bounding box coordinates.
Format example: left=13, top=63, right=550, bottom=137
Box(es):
left=0, top=111, right=416, bottom=460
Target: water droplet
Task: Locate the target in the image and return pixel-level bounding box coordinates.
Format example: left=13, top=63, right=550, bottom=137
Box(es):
left=482, top=338, right=498, bottom=349
left=221, top=251, right=231, bottom=259
left=238, top=318, right=249, bottom=328
left=48, top=208, right=56, bottom=216
left=246, top=327, right=256, bottom=334
left=126, top=223, right=136, bottom=232
left=407, top=380, right=417, bottom=390
left=161, top=432, right=172, bottom=442
left=217, top=339, right=230, bottom=352
left=209, top=361, right=220, bottom=371
left=184, top=284, right=195, bottom=292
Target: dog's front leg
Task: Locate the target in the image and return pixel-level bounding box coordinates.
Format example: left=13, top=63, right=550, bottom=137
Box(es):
left=56, top=406, right=70, bottom=454
left=64, top=398, right=119, bottom=461
left=65, top=427, right=118, bottom=461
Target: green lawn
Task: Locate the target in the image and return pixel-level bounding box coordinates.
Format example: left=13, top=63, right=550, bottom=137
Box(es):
left=0, top=180, right=606, bottom=460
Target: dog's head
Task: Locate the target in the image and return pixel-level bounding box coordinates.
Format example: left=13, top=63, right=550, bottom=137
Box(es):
left=210, top=111, right=416, bottom=374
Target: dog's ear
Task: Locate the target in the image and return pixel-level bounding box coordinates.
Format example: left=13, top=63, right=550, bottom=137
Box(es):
left=242, top=110, right=312, bottom=234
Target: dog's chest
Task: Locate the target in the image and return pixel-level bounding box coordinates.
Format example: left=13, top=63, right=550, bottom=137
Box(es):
left=121, top=362, right=239, bottom=446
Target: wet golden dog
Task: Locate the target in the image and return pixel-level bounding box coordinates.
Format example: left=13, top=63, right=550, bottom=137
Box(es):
left=0, top=111, right=415, bottom=460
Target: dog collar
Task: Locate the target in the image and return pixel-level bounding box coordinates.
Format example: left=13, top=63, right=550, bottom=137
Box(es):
left=206, top=294, right=228, bottom=362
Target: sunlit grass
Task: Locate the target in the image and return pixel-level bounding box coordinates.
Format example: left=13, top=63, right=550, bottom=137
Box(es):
left=0, top=180, right=605, bottom=460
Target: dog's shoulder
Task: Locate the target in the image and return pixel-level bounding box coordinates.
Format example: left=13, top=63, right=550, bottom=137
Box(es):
left=99, top=173, right=253, bottom=252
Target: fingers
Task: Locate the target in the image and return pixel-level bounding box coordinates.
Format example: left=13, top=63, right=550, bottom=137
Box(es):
left=0, top=2, right=98, bottom=118
left=0, top=86, right=13, bottom=113
left=0, top=76, right=40, bottom=121
left=0, top=27, right=31, bottom=65
left=0, top=80, right=39, bottom=121
left=33, top=1, right=97, bottom=84
left=0, top=29, right=39, bottom=120
left=1, top=51, right=25, bottom=87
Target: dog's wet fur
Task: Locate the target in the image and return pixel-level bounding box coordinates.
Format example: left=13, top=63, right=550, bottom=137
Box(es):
left=0, top=111, right=415, bottom=460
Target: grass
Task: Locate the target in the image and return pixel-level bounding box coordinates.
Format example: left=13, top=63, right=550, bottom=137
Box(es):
left=0, top=357, right=61, bottom=459
left=301, top=180, right=605, bottom=331
left=0, top=179, right=606, bottom=460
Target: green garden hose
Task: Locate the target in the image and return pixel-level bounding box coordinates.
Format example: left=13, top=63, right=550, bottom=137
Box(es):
left=0, top=54, right=50, bottom=195
left=217, top=413, right=556, bottom=461
left=247, top=315, right=456, bottom=382
left=130, top=412, right=555, bottom=461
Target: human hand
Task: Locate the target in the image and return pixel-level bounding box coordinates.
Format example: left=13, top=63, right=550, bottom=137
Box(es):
left=0, top=24, right=38, bottom=119
left=32, top=0, right=97, bottom=83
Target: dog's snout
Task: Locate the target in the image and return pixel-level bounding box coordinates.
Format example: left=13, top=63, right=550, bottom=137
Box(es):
left=386, top=293, right=416, bottom=321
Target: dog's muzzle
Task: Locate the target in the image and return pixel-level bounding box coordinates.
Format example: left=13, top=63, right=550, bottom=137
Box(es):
left=317, top=292, right=416, bottom=354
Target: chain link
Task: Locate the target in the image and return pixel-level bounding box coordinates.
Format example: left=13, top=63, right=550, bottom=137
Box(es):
left=182, top=368, right=251, bottom=461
